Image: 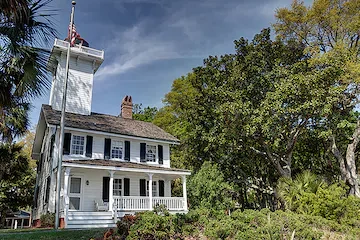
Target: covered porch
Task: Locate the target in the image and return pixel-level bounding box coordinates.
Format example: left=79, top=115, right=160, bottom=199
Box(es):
left=60, top=160, right=190, bottom=228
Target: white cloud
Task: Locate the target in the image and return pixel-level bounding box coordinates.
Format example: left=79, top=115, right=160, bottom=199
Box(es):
left=96, top=21, right=185, bottom=79
left=96, top=0, right=295, bottom=80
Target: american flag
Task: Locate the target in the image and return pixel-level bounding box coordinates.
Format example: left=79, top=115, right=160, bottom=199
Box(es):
left=68, top=23, right=78, bottom=47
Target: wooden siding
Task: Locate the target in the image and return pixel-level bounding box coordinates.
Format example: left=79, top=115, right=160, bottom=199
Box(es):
left=60, top=168, right=173, bottom=211
left=49, top=55, right=94, bottom=115
left=62, top=130, right=171, bottom=168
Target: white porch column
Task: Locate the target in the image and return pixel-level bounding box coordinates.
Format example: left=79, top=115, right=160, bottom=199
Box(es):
left=182, top=175, right=188, bottom=211
left=148, top=173, right=153, bottom=210
left=109, top=171, right=115, bottom=212
left=63, top=167, right=71, bottom=228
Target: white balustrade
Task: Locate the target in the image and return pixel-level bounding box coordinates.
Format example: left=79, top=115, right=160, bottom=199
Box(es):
left=113, top=196, right=185, bottom=211
left=114, top=196, right=150, bottom=211
left=54, top=39, right=104, bottom=59
left=152, top=197, right=184, bottom=210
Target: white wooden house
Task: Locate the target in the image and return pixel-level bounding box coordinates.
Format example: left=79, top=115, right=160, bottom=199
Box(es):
left=31, top=38, right=190, bottom=229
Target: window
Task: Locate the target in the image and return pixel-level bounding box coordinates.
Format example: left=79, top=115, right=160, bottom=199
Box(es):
left=146, top=181, right=157, bottom=197
left=113, top=179, right=122, bottom=196
left=71, top=135, right=85, bottom=155
left=111, top=141, right=123, bottom=159
left=146, top=145, right=156, bottom=162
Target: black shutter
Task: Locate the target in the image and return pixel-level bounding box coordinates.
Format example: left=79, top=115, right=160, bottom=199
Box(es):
left=124, top=178, right=130, bottom=196
left=63, top=133, right=71, bottom=155
left=158, top=145, right=163, bottom=164
left=140, top=143, right=146, bottom=162
left=102, top=177, right=110, bottom=202
left=140, top=179, right=146, bottom=196
left=45, top=176, right=51, bottom=203
left=104, top=138, right=111, bottom=159
left=37, top=153, right=43, bottom=173
left=49, top=135, right=55, bottom=161
left=34, top=186, right=39, bottom=208
left=85, top=136, right=93, bottom=158
left=159, top=180, right=165, bottom=197
left=124, top=141, right=130, bottom=161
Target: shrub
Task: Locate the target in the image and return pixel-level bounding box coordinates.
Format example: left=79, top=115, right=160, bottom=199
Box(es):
left=40, top=213, right=55, bottom=227
left=188, top=161, right=235, bottom=211
left=117, top=215, right=138, bottom=239
left=277, top=171, right=360, bottom=227
left=127, top=206, right=175, bottom=240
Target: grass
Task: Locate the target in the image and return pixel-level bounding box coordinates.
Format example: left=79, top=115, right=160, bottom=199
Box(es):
left=0, top=228, right=107, bottom=240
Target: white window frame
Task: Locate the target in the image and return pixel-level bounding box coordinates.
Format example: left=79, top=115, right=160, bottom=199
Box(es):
left=113, top=178, right=122, bottom=196
left=146, top=144, right=157, bottom=163
left=146, top=181, right=158, bottom=197
left=111, top=140, right=124, bottom=160
left=70, top=135, right=86, bottom=156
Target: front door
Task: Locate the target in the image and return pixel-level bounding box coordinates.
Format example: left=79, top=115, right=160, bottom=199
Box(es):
left=69, top=177, right=82, bottom=210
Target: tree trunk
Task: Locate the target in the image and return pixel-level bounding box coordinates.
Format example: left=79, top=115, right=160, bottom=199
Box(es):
left=330, top=135, right=348, bottom=181
left=330, top=120, right=360, bottom=197
left=345, top=120, right=360, bottom=197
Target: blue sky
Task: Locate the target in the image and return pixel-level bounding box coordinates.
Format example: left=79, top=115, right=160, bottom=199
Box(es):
left=30, top=0, right=309, bottom=126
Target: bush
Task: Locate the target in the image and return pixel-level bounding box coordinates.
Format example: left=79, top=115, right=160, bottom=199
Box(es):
left=188, top=161, right=235, bottom=211
left=117, top=215, right=137, bottom=239
left=277, top=171, right=360, bottom=227
left=40, top=213, right=55, bottom=227
left=127, top=205, right=175, bottom=239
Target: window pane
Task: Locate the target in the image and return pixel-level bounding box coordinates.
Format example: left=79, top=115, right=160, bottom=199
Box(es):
left=111, top=141, right=123, bottom=159
left=146, top=145, right=156, bottom=162
left=113, top=179, right=122, bottom=196
left=69, top=197, right=80, bottom=210
left=71, top=135, right=85, bottom=155
left=70, top=177, right=81, bottom=193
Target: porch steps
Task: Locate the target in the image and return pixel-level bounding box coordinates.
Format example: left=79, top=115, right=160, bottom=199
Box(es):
left=67, top=211, right=116, bottom=229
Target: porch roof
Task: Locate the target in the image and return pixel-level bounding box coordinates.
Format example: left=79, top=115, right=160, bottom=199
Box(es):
left=63, top=159, right=191, bottom=175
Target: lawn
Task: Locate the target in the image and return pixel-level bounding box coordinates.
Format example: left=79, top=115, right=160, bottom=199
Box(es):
left=0, top=228, right=107, bottom=240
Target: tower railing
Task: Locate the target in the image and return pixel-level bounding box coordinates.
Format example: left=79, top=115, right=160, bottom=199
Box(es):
left=54, top=39, right=104, bottom=59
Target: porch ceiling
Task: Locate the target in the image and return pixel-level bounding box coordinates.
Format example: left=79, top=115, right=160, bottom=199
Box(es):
left=62, top=159, right=191, bottom=176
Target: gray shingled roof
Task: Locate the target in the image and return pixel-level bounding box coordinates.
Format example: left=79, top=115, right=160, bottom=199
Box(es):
left=63, top=159, right=190, bottom=173
left=41, top=104, right=179, bottom=143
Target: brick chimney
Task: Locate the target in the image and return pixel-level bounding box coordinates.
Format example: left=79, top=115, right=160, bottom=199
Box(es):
left=121, top=95, right=133, bottom=119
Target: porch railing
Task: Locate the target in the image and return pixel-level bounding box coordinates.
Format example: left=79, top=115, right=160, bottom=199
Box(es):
left=152, top=197, right=184, bottom=210
left=114, top=196, right=150, bottom=211
left=113, top=196, right=185, bottom=211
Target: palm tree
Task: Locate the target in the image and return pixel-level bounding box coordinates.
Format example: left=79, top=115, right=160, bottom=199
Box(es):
left=277, top=171, right=326, bottom=212
left=0, top=0, right=56, bottom=142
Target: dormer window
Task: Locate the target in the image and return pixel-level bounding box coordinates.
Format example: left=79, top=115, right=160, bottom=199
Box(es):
left=146, top=145, right=156, bottom=162
left=71, top=135, right=85, bottom=155
left=111, top=141, right=123, bottom=159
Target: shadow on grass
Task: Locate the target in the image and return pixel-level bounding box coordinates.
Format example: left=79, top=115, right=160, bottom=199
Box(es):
left=0, top=228, right=108, bottom=240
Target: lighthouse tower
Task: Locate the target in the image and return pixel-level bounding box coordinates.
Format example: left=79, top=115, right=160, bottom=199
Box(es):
left=47, top=31, right=104, bottom=115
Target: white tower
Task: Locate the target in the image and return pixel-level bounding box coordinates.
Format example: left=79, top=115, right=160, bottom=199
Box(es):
left=47, top=38, right=104, bottom=115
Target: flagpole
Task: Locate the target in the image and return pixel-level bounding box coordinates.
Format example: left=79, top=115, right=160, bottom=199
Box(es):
left=55, top=0, right=76, bottom=229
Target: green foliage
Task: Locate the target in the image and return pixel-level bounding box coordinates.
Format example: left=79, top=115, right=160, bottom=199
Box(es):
left=132, top=103, right=158, bottom=122
left=274, top=0, right=360, bottom=197
left=117, top=208, right=360, bottom=240
left=40, top=213, right=55, bottom=227
left=127, top=209, right=174, bottom=240
left=0, top=0, right=56, bottom=142
left=188, top=161, right=235, bottom=211
left=277, top=171, right=360, bottom=227
left=0, top=142, right=35, bottom=227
